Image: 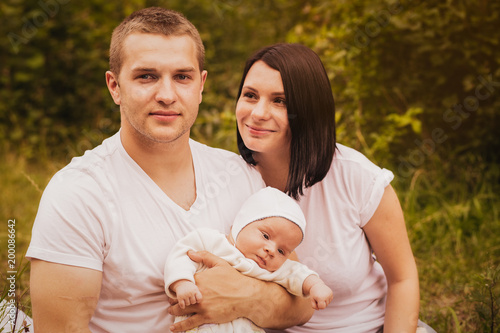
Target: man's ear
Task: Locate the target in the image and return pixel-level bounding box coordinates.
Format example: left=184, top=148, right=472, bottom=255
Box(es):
left=198, top=70, right=208, bottom=104
left=105, top=71, right=121, bottom=105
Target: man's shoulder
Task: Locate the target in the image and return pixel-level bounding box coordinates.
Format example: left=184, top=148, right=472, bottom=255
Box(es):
left=45, top=133, right=121, bottom=195
left=189, top=139, right=262, bottom=179
left=189, top=139, right=239, bottom=159
left=67, top=133, right=120, bottom=168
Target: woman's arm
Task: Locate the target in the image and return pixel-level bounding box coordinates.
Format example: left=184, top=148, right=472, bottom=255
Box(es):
left=363, top=185, right=420, bottom=333
left=168, top=250, right=314, bottom=332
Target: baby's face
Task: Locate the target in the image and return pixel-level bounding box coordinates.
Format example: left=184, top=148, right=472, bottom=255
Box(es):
left=235, top=217, right=303, bottom=272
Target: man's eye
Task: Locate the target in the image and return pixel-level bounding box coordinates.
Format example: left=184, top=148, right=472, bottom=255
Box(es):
left=138, top=74, right=154, bottom=80
left=176, top=74, right=190, bottom=80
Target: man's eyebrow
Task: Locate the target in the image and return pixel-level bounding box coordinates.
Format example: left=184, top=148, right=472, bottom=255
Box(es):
left=130, top=66, right=197, bottom=74
left=177, top=67, right=196, bottom=73
left=131, top=67, right=156, bottom=73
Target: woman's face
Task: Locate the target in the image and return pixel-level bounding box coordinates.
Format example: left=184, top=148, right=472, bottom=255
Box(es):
left=236, top=61, right=291, bottom=156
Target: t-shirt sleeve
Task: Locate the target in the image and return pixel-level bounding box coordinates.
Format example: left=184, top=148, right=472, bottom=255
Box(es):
left=26, top=168, right=109, bottom=271
left=358, top=167, right=394, bottom=227
left=335, top=146, right=394, bottom=228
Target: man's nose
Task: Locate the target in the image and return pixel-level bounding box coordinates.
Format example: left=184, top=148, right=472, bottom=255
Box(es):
left=155, top=78, right=177, bottom=105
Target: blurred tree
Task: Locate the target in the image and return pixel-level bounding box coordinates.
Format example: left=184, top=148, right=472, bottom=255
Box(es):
left=286, top=0, right=500, bottom=178
left=1, top=0, right=499, bottom=171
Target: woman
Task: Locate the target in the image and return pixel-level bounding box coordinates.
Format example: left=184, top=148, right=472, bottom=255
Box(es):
left=235, top=43, right=431, bottom=332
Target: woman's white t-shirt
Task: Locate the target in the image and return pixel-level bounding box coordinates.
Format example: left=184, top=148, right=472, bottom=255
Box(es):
left=268, top=143, right=394, bottom=333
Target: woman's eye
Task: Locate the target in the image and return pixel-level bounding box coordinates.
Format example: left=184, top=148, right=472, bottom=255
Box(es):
left=275, top=98, right=286, bottom=105
left=244, top=92, right=257, bottom=99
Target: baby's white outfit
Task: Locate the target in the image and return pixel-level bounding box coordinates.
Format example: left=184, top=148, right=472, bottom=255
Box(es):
left=164, top=228, right=317, bottom=332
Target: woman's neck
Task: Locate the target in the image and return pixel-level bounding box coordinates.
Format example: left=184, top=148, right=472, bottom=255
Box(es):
left=254, top=150, right=290, bottom=192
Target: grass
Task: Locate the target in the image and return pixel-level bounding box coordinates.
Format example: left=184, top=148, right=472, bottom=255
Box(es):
left=394, top=156, right=500, bottom=332
left=1, top=151, right=499, bottom=332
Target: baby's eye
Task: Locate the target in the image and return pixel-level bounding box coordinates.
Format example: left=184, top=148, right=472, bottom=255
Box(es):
left=278, top=249, right=285, bottom=255
left=262, top=232, right=269, bottom=240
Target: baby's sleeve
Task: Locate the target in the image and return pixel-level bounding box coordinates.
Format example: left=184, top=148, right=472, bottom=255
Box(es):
left=163, top=229, right=207, bottom=298
left=269, top=260, right=319, bottom=297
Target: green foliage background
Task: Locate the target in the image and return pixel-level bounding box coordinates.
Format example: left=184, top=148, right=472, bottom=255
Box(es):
left=1, top=0, right=499, bottom=332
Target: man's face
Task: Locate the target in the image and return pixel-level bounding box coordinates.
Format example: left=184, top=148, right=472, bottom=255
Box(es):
left=107, top=33, right=207, bottom=145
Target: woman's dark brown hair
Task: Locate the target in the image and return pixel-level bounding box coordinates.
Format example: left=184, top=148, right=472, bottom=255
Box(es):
left=236, top=43, right=336, bottom=199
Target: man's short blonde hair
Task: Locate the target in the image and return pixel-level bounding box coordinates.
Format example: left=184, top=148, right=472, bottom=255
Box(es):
left=109, top=7, right=205, bottom=76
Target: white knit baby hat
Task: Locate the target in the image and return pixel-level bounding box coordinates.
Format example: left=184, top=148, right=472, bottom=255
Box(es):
left=230, top=187, right=307, bottom=243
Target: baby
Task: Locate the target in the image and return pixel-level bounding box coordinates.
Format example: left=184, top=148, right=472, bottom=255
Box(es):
left=164, top=187, right=333, bottom=332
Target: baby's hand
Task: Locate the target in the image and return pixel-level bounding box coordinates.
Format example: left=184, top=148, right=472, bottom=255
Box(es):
left=309, top=283, right=333, bottom=310
left=171, top=280, right=203, bottom=309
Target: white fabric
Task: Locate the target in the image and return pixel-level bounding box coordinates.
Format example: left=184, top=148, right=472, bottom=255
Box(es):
left=165, top=228, right=316, bottom=298
left=26, top=131, right=265, bottom=333
left=165, top=228, right=317, bottom=333
left=266, top=143, right=394, bottom=333
left=176, top=316, right=264, bottom=333
left=231, top=186, right=307, bottom=243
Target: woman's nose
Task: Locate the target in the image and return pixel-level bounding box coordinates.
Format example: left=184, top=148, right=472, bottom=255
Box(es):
left=251, top=101, right=271, bottom=120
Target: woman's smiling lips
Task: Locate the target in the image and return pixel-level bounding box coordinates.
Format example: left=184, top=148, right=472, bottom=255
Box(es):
left=246, top=124, right=275, bottom=135
left=150, top=110, right=180, bottom=122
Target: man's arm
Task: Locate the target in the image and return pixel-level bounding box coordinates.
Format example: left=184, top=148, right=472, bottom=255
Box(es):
left=168, top=251, right=314, bottom=332
left=30, top=259, right=102, bottom=332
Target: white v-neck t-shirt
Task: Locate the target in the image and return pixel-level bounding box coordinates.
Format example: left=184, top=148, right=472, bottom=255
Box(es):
left=27, top=131, right=265, bottom=332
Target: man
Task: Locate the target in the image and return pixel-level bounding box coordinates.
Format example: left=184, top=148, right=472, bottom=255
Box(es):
left=27, top=7, right=313, bottom=333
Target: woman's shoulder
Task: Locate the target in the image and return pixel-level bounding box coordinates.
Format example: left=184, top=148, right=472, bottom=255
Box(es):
left=332, top=143, right=384, bottom=174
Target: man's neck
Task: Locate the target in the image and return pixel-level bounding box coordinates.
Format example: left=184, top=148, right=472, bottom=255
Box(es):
left=120, top=129, right=196, bottom=210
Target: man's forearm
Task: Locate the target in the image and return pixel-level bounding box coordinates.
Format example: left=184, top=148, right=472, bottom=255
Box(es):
left=244, top=277, right=314, bottom=329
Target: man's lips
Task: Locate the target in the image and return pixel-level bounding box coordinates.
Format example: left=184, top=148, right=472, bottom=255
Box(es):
left=150, top=111, right=180, bottom=121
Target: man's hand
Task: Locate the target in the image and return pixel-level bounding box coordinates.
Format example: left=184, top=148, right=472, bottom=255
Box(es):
left=168, top=250, right=314, bottom=332
left=168, top=250, right=252, bottom=332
